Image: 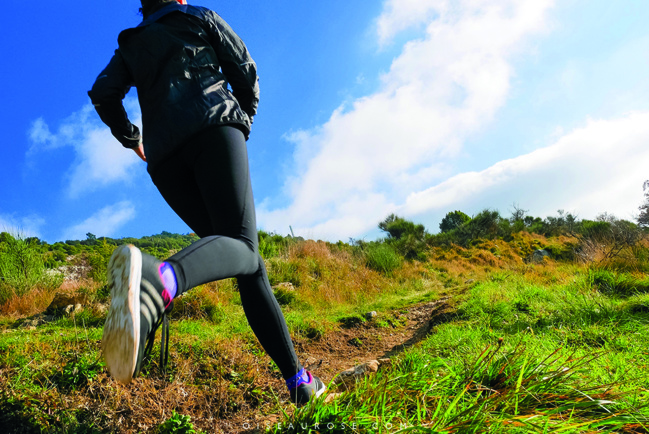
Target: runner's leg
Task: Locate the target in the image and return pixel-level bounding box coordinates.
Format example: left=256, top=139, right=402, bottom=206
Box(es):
left=149, top=125, right=302, bottom=379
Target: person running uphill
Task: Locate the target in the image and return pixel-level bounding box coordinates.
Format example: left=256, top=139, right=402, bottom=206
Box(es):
left=88, top=0, right=325, bottom=406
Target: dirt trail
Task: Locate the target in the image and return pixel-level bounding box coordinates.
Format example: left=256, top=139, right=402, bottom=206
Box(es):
left=214, top=297, right=457, bottom=433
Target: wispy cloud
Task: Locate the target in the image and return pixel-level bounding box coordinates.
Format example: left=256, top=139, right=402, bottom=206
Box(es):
left=258, top=0, right=554, bottom=240
left=61, top=201, right=136, bottom=241
left=28, top=98, right=144, bottom=198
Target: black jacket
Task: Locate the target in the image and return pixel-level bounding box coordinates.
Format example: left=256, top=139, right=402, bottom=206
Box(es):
left=88, top=3, right=259, bottom=167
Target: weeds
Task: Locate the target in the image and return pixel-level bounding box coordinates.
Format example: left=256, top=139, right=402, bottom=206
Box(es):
left=54, top=352, right=104, bottom=391
left=156, top=411, right=202, bottom=434
left=0, top=233, right=62, bottom=304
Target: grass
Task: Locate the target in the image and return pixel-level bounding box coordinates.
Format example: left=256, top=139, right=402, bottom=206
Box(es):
left=2, top=235, right=649, bottom=432
left=274, top=261, right=649, bottom=433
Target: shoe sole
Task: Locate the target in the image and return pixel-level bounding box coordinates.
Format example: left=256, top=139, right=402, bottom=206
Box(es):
left=314, top=383, right=327, bottom=399
left=102, top=245, right=142, bottom=384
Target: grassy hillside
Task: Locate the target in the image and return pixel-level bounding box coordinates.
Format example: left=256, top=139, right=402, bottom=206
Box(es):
left=1, top=211, right=648, bottom=433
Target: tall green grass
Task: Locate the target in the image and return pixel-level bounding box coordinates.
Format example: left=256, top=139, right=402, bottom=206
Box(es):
left=0, top=234, right=62, bottom=303
left=364, top=244, right=403, bottom=275
left=275, top=267, right=649, bottom=433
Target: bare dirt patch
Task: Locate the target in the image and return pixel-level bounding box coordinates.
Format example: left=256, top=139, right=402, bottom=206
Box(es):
left=223, top=297, right=458, bottom=433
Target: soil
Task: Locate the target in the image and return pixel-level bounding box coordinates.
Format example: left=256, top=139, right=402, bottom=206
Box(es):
left=212, top=297, right=456, bottom=433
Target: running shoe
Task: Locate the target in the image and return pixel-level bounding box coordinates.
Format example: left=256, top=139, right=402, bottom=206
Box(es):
left=102, top=245, right=173, bottom=383
left=288, top=369, right=327, bottom=406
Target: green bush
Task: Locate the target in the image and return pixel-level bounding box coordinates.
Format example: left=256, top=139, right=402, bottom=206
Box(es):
left=258, top=230, right=288, bottom=259
left=85, top=242, right=116, bottom=284
left=581, top=220, right=611, bottom=240
left=364, top=244, right=402, bottom=275
left=266, top=258, right=301, bottom=287
left=0, top=234, right=62, bottom=303
left=439, top=210, right=471, bottom=233
left=378, top=214, right=428, bottom=259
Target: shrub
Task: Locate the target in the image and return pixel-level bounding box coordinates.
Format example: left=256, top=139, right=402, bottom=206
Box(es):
left=577, top=217, right=644, bottom=263
left=364, top=244, right=402, bottom=275
left=378, top=214, right=428, bottom=259
left=379, top=214, right=425, bottom=240
left=258, top=230, right=288, bottom=259
left=0, top=233, right=62, bottom=303
left=85, top=242, right=116, bottom=284
left=439, top=210, right=471, bottom=233
left=266, top=258, right=301, bottom=287
left=435, top=209, right=505, bottom=247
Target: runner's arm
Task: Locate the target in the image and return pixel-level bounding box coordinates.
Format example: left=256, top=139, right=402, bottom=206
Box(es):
left=206, top=12, right=260, bottom=119
left=88, top=50, right=142, bottom=149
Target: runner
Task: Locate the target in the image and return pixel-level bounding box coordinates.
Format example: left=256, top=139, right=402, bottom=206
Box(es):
left=88, top=0, right=325, bottom=406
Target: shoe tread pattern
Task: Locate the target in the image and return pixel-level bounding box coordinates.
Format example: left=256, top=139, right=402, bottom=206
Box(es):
left=102, top=245, right=141, bottom=384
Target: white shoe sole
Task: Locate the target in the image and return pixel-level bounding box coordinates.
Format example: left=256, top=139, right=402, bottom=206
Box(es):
left=314, top=383, right=327, bottom=399
left=102, top=245, right=142, bottom=384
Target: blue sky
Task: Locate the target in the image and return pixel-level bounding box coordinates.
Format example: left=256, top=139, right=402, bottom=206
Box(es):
left=2, top=0, right=649, bottom=243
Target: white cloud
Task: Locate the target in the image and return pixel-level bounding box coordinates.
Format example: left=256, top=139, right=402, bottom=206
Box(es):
left=61, top=201, right=136, bottom=241
left=258, top=0, right=554, bottom=240
left=402, top=112, right=649, bottom=226
left=0, top=214, right=45, bottom=239
left=28, top=98, right=144, bottom=198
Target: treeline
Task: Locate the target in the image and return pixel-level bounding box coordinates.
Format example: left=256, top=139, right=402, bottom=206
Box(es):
left=0, top=231, right=201, bottom=269
left=357, top=207, right=646, bottom=263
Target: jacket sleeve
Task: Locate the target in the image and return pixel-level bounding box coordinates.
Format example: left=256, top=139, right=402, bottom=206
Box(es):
left=206, top=12, right=260, bottom=119
left=88, top=50, right=141, bottom=148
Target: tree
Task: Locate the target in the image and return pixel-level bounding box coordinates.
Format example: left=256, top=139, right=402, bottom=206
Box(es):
left=379, top=214, right=425, bottom=240
left=638, top=180, right=649, bottom=227
left=378, top=214, right=427, bottom=260
left=509, top=203, right=528, bottom=223
left=439, top=210, right=471, bottom=233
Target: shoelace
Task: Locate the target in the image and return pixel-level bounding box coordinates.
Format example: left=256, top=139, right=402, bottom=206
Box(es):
left=141, top=310, right=171, bottom=376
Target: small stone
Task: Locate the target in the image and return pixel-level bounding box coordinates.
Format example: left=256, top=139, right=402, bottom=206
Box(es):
left=333, top=360, right=380, bottom=385
left=364, top=311, right=377, bottom=320
left=74, top=303, right=83, bottom=312
left=324, top=393, right=343, bottom=403
left=273, top=282, right=295, bottom=292
left=363, top=360, right=379, bottom=373
left=46, top=292, right=87, bottom=314
left=531, top=249, right=550, bottom=263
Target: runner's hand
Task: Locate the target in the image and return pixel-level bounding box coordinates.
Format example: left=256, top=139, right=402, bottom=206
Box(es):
left=132, top=143, right=147, bottom=162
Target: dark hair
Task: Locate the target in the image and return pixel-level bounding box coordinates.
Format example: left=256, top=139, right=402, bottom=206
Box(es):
left=139, top=0, right=175, bottom=16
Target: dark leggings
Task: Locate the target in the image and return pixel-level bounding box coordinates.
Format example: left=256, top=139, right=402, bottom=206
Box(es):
left=149, top=125, right=301, bottom=380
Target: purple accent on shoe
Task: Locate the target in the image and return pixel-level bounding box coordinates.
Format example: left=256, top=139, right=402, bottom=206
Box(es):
left=286, top=368, right=310, bottom=390
left=161, top=289, right=173, bottom=309
left=158, top=262, right=177, bottom=299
